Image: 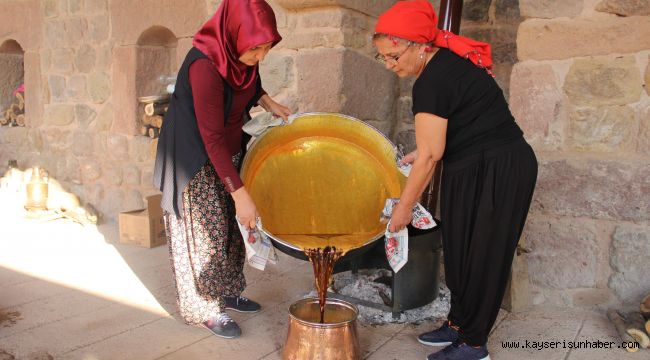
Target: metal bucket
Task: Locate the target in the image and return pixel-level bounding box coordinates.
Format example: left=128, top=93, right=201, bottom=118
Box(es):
left=282, top=298, right=360, bottom=360
left=240, top=112, right=406, bottom=256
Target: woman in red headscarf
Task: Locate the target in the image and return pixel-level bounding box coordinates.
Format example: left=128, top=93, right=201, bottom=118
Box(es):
left=153, top=0, right=290, bottom=339
left=374, top=1, right=537, bottom=359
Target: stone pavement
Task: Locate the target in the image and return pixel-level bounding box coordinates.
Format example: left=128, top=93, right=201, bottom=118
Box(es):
left=0, top=214, right=647, bottom=360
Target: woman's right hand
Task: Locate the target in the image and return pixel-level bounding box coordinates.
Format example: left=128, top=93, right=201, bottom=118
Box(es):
left=400, top=150, right=418, bottom=165
left=231, top=187, right=258, bottom=230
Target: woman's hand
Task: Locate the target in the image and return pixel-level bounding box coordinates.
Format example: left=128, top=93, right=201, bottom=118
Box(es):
left=400, top=150, right=418, bottom=165
left=388, top=201, right=412, bottom=233
left=258, top=94, right=291, bottom=121
left=231, top=187, right=258, bottom=230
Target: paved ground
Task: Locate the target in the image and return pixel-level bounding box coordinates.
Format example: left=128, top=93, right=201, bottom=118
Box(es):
left=0, top=209, right=647, bottom=359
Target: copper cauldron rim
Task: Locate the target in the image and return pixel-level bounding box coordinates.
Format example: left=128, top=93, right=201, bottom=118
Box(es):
left=243, top=112, right=400, bottom=252
left=288, top=297, right=359, bottom=329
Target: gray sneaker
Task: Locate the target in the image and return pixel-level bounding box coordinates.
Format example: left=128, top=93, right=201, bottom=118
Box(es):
left=224, top=296, right=261, bottom=313
left=203, top=312, right=241, bottom=339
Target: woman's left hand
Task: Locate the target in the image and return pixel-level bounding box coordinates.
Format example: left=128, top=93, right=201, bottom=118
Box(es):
left=388, top=201, right=412, bottom=233
left=259, top=95, right=291, bottom=121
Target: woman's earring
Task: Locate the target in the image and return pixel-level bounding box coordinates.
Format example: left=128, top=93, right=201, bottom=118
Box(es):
left=420, top=53, right=425, bottom=60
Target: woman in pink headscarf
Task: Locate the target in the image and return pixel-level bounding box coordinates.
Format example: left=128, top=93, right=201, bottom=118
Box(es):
left=154, top=0, right=290, bottom=339
left=374, top=1, right=537, bottom=359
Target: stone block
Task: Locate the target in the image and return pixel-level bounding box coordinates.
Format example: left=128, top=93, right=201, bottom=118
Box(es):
left=43, top=0, right=59, bottom=18
left=88, top=15, right=110, bottom=44
left=260, top=53, right=294, bottom=96
left=48, top=75, right=66, bottom=103
left=96, top=46, right=112, bottom=71
left=341, top=50, right=397, bottom=122
left=399, top=77, right=415, bottom=96
left=101, top=187, right=124, bottom=218
left=66, top=75, right=88, bottom=102
left=492, top=62, right=513, bottom=99
left=75, top=105, right=97, bottom=128
left=518, top=17, right=650, bottom=61
left=102, top=163, right=123, bottom=186
left=83, top=184, right=104, bottom=209
left=569, top=105, right=636, bottom=152
left=463, top=0, right=491, bottom=22
left=110, top=0, right=206, bottom=44
left=85, top=0, right=107, bottom=14
left=299, top=8, right=345, bottom=28
left=72, top=131, right=95, bottom=157
left=106, top=134, right=129, bottom=161
left=43, top=128, right=72, bottom=153
left=519, top=0, right=583, bottom=18
left=509, top=62, right=563, bottom=148
left=462, top=26, right=518, bottom=65
left=276, top=29, right=345, bottom=49
left=2, top=127, right=29, bottom=148
left=397, top=96, right=414, bottom=124
left=609, top=225, right=650, bottom=303
left=44, top=21, right=66, bottom=49
left=525, top=217, right=598, bottom=289
left=88, top=72, right=111, bottom=104
left=564, top=56, right=642, bottom=107
left=45, top=104, right=75, bottom=126
left=92, top=104, right=113, bottom=132
left=68, top=0, right=83, bottom=14
left=24, top=52, right=44, bottom=127
left=296, top=48, right=345, bottom=113
left=51, top=48, right=74, bottom=74
left=274, top=0, right=394, bottom=17
left=75, top=45, right=96, bottom=73
left=638, top=107, right=649, bottom=154
left=123, top=189, right=144, bottom=213
left=570, top=289, right=612, bottom=307
left=643, top=56, right=650, bottom=95
left=176, top=38, right=194, bottom=70
left=496, top=0, right=521, bottom=20
left=63, top=18, right=87, bottom=45
left=112, top=46, right=138, bottom=135
left=123, top=165, right=141, bottom=186
left=128, top=136, right=153, bottom=163
left=596, top=0, right=650, bottom=16
left=28, top=129, right=43, bottom=153
left=533, top=159, right=649, bottom=221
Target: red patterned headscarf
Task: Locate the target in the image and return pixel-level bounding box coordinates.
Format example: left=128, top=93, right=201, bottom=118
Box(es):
left=193, top=0, right=282, bottom=90
left=375, top=0, right=493, bottom=73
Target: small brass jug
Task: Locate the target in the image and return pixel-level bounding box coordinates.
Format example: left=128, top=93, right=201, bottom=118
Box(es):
left=282, top=298, right=360, bottom=360
left=25, top=166, right=49, bottom=211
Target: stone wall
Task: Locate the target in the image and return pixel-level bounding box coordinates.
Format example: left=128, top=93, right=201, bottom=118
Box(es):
left=511, top=0, right=650, bottom=308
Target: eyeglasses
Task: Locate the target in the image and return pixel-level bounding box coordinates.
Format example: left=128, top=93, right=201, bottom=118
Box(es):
left=374, top=42, right=413, bottom=65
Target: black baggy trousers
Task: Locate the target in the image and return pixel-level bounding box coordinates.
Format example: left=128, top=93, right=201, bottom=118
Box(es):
left=440, top=138, right=538, bottom=346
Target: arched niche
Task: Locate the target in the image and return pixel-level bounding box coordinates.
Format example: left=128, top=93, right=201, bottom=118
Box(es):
left=136, top=26, right=178, bottom=99
left=0, top=40, right=25, bottom=122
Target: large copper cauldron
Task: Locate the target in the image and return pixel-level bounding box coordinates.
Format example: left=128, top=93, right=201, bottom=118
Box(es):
left=282, top=298, right=360, bottom=360
left=240, top=113, right=406, bottom=257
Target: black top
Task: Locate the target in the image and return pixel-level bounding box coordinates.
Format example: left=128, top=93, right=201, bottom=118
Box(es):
left=412, top=48, right=522, bottom=161
left=153, top=48, right=262, bottom=217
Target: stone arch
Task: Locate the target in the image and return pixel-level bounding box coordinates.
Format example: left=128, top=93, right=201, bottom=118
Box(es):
left=0, top=39, right=25, bottom=121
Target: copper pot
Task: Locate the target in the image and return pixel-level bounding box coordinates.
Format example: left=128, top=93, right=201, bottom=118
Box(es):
left=283, top=298, right=360, bottom=360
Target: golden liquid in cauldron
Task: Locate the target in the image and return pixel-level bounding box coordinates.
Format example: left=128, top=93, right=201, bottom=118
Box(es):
left=242, top=114, right=404, bottom=252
